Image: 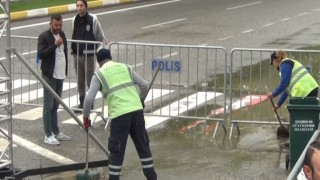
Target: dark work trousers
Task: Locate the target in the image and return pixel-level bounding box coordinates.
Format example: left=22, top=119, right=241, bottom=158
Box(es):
left=307, top=87, right=319, bottom=97
left=108, top=110, right=157, bottom=180
left=73, top=54, right=95, bottom=97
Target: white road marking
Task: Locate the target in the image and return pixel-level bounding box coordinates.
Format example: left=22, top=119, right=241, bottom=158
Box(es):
left=297, top=12, right=310, bottom=16
left=241, top=29, right=254, bottom=34
left=218, top=36, right=234, bottom=41
left=145, top=92, right=223, bottom=129
left=161, top=52, right=178, bottom=58
left=0, top=128, right=76, bottom=164
left=0, top=79, right=37, bottom=90
left=0, top=50, right=37, bottom=61
left=11, top=0, right=181, bottom=30
left=133, top=63, right=144, bottom=68
left=263, top=23, right=274, bottom=27
left=280, top=18, right=291, bottom=22
left=313, top=9, right=320, bottom=12
left=62, top=88, right=174, bottom=124
left=11, top=82, right=77, bottom=103
left=141, top=18, right=187, bottom=29
left=226, top=1, right=263, bottom=10
left=13, top=92, right=103, bottom=121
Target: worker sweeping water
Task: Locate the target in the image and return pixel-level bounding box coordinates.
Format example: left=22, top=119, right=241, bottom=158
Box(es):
left=82, top=49, right=157, bottom=180
left=266, top=50, right=319, bottom=137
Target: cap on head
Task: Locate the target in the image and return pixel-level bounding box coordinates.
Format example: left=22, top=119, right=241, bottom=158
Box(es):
left=76, top=0, right=87, bottom=8
left=270, top=51, right=277, bottom=65
left=96, top=49, right=112, bottom=63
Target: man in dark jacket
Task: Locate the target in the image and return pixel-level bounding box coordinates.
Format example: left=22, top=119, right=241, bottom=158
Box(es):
left=37, top=14, right=70, bottom=145
left=71, top=0, right=106, bottom=111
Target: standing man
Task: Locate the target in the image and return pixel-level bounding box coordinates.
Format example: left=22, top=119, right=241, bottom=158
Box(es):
left=37, top=14, right=70, bottom=145
left=82, top=49, right=157, bottom=180
left=71, top=0, right=106, bottom=111
left=267, top=50, right=319, bottom=110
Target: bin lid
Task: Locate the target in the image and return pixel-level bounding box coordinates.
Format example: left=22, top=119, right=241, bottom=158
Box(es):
left=287, top=97, right=320, bottom=110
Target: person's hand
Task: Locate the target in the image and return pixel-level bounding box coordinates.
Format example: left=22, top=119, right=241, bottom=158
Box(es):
left=55, top=36, right=63, bottom=47
left=273, top=104, right=279, bottom=111
left=266, top=93, right=273, bottom=99
left=83, top=117, right=91, bottom=129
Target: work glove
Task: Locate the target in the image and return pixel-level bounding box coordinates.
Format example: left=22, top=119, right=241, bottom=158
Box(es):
left=83, top=117, right=91, bottom=129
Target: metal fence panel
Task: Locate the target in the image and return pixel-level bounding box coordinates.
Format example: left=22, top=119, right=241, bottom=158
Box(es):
left=0, top=36, right=106, bottom=124
left=229, top=48, right=320, bottom=137
left=109, top=42, right=227, bottom=125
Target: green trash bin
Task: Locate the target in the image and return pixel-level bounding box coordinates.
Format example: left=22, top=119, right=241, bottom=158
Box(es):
left=287, top=97, right=320, bottom=170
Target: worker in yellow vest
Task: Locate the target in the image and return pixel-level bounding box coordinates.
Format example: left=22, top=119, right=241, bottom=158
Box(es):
left=267, top=50, right=319, bottom=110
left=82, top=49, right=157, bottom=180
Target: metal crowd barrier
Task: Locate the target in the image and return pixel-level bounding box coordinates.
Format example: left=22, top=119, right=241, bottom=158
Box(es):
left=109, top=42, right=228, bottom=135
left=229, top=48, right=320, bottom=138
left=4, top=35, right=106, bottom=123
left=2, top=36, right=230, bottom=136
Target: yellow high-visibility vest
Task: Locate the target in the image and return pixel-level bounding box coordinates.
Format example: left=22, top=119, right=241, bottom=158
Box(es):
left=95, top=61, right=142, bottom=118
left=280, top=59, right=318, bottom=97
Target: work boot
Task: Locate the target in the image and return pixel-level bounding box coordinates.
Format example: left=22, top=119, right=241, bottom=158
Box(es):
left=78, top=96, right=85, bottom=109
left=74, top=96, right=85, bottom=113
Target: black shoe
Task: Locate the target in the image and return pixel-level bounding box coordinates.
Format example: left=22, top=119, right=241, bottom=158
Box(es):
left=73, top=104, right=83, bottom=113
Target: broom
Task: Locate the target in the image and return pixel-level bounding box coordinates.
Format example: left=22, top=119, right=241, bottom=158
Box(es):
left=76, top=129, right=101, bottom=180
left=270, top=98, right=290, bottom=138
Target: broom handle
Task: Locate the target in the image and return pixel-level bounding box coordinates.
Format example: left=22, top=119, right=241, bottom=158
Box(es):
left=85, top=128, right=89, bottom=171
left=270, top=98, right=283, bottom=126
left=142, top=65, right=161, bottom=102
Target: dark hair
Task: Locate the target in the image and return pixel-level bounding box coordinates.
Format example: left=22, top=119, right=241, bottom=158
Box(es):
left=76, top=0, right=88, bottom=8
left=51, top=14, right=62, bottom=21
left=303, top=140, right=320, bottom=175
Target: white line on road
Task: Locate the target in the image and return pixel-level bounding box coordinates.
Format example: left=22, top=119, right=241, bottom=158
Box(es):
left=241, top=29, right=254, bottom=34
left=0, top=50, right=37, bottom=61
left=297, top=12, right=310, bottom=16
left=226, top=1, right=263, bottom=10
left=0, top=128, right=76, bottom=164
left=62, top=88, right=174, bottom=125
left=145, top=92, right=223, bottom=129
left=280, top=18, right=291, bottom=22
left=133, top=63, right=144, bottom=68
left=313, top=9, right=320, bottom=12
left=218, top=36, right=234, bottom=41
left=161, top=52, right=178, bottom=59
left=11, top=0, right=181, bottom=30
left=263, top=23, right=275, bottom=27
left=141, top=18, right=187, bottom=29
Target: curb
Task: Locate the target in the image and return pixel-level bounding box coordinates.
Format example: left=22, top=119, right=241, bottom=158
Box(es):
left=10, top=0, right=141, bottom=21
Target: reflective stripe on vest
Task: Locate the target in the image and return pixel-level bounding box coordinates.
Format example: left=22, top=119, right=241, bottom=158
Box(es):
left=280, top=59, right=318, bottom=97
left=95, top=61, right=142, bottom=118
left=96, top=70, right=134, bottom=99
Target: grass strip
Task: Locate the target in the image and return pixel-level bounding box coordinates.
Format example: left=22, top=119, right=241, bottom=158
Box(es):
left=4, top=0, right=94, bottom=12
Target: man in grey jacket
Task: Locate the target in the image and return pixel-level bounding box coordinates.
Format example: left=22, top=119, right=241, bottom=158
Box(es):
left=71, top=0, right=106, bottom=111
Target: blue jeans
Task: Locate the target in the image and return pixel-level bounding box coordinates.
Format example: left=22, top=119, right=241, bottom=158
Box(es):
left=42, top=76, right=63, bottom=137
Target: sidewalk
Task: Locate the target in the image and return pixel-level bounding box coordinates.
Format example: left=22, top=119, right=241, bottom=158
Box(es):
left=10, top=0, right=142, bottom=21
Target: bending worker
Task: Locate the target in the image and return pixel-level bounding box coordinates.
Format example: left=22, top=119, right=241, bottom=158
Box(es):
left=267, top=50, right=319, bottom=109
left=82, top=49, right=157, bottom=180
